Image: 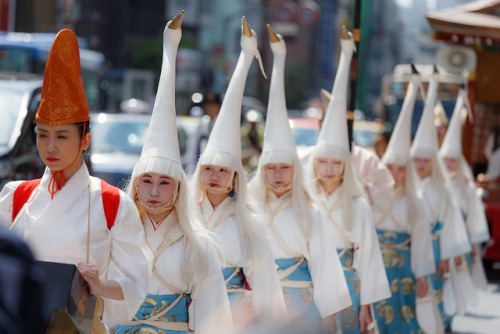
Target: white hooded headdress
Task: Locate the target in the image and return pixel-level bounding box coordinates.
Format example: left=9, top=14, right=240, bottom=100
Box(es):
left=192, top=17, right=265, bottom=260
left=410, top=70, right=440, bottom=159
left=131, top=12, right=183, bottom=182
left=128, top=12, right=210, bottom=281
left=198, top=17, right=262, bottom=171
left=439, top=87, right=469, bottom=159
left=249, top=24, right=310, bottom=230
left=259, top=25, right=296, bottom=166
left=313, top=28, right=355, bottom=161
left=383, top=69, right=421, bottom=166
left=439, top=86, right=474, bottom=181
left=305, top=27, right=364, bottom=238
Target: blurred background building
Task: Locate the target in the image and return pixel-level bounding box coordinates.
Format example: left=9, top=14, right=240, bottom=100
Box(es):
left=0, top=0, right=496, bottom=122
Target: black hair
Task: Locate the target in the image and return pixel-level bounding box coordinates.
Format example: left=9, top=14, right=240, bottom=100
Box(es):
left=76, top=121, right=91, bottom=137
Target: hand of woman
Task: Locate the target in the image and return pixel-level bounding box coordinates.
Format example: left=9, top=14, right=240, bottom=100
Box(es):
left=322, top=314, right=338, bottom=333
left=454, top=255, right=463, bottom=267
left=77, top=262, right=124, bottom=300
left=359, top=304, right=374, bottom=334
left=77, top=262, right=102, bottom=296
left=438, top=259, right=449, bottom=276
left=416, top=276, right=429, bottom=298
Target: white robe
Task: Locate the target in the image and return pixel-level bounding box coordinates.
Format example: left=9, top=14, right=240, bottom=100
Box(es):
left=199, top=196, right=287, bottom=322
left=265, top=192, right=352, bottom=317
left=449, top=177, right=490, bottom=244
left=417, top=177, right=471, bottom=259
left=0, top=163, right=152, bottom=327
left=315, top=185, right=391, bottom=305
left=374, top=187, right=435, bottom=278
left=142, top=211, right=232, bottom=334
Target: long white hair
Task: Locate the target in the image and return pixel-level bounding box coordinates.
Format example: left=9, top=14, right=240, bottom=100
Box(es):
left=304, top=152, right=365, bottom=243
left=127, top=164, right=211, bottom=282
left=190, top=159, right=264, bottom=261
left=249, top=152, right=312, bottom=240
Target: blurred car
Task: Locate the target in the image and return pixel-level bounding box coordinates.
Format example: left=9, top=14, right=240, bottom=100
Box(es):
left=0, top=74, right=45, bottom=187
left=289, top=117, right=384, bottom=151
left=90, top=112, right=188, bottom=190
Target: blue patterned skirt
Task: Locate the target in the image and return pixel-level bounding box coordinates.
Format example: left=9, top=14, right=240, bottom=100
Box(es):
left=373, top=229, right=421, bottom=334
left=222, top=267, right=254, bottom=322
left=336, top=248, right=361, bottom=334
left=276, top=258, right=322, bottom=332
left=114, top=293, right=190, bottom=334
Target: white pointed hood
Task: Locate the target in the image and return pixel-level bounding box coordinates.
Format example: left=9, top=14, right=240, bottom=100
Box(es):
left=383, top=73, right=421, bottom=165
left=314, top=28, right=355, bottom=161
left=131, top=12, right=183, bottom=181
left=198, top=17, right=260, bottom=170
left=439, top=88, right=468, bottom=159
left=260, top=24, right=296, bottom=165
left=410, top=71, right=440, bottom=158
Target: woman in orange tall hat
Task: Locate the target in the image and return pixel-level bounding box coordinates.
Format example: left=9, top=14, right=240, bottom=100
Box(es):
left=0, top=29, right=151, bottom=330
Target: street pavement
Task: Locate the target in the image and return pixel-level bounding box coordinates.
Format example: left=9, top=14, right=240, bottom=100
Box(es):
left=450, top=268, right=500, bottom=334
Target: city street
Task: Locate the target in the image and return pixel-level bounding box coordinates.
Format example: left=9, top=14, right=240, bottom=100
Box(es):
left=451, top=269, right=500, bottom=334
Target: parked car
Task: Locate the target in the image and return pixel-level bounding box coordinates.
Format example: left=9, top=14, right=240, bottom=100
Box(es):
left=0, top=74, right=45, bottom=187
left=289, top=117, right=384, bottom=151
left=90, top=112, right=188, bottom=190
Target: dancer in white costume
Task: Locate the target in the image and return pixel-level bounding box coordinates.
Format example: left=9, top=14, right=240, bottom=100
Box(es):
left=189, top=17, right=287, bottom=330
left=304, top=27, right=390, bottom=334
left=0, top=29, right=151, bottom=330
left=438, top=85, right=490, bottom=316
left=114, top=12, right=232, bottom=334
left=373, top=68, right=436, bottom=333
left=248, top=24, right=352, bottom=333
left=410, top=69, right=471, bottom=329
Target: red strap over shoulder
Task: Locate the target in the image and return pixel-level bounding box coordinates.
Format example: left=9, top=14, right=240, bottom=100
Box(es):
left=12, top=179, right=42, bottom=221
left=100, top=179, right=120, bottom=230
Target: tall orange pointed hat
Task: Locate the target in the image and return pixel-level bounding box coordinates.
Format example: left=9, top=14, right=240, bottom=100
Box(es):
left=36, top=29, right=89, bottom=125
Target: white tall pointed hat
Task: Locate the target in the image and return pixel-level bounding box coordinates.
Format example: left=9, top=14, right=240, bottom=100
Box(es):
left=199, top=17, right=261, bottom=170
left=260, top=24, right=296, bottom=165
left=383, top=66, right=421, bottom=165
left=132, top=11, right=184, bottom=181
left=314, top=26, right=355, bottom=161
left=410, top=68, right=440, bottom=158
left=439, top=86, right=470, bottom=159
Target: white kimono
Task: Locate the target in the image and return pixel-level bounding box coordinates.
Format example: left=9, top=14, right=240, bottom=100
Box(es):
left=417, top=177, right=471, bottom=260
left=351, top=144, right=395, bottom=215
left=200, top=196, right=287, bottom=322
left=315, top=185, right=391, bottom=305
left=142, top=211, right=232, bottom=333
left=0, top=163, right=151, bottom=326
left=449, top=178, right=490, bottom=245
left=374, top=187, right=435, bottom=278
left=265, top=192, right=352, bottom=317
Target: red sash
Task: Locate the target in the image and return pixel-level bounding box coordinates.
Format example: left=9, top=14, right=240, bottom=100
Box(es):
left=12, top=178, right=120, bottom=229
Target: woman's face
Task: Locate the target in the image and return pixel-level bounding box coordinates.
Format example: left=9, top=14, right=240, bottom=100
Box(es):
left=412, top=157, right=433, bottom=179
left=264, top=163, right=294, bottom=197
left=200, top=165, right=234, bottom=196
left=137, top=173, right=176, bottom=210
left=315, top=157, right=344, bottom=188
left=443, top=157, right=459, bottom=173
left=36, top=122, right=90, bottom=175
left=386, top=164, right=406, bottom=188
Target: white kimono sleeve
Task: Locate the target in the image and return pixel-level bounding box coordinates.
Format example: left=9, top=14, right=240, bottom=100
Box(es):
left=410, top=197, right=435, bottom=278
left=0, top=181, right=23, bottom=228
left=103, top=191, right=153, bottom=323
left=308, top=208, right=352, bottom=317
left=352, top=197, right=391, bottom=305
left=439, top=192, right=471, bottom=260
left=245, top=234, right=287, bottom=322
left=465, top=183, right=490, bottom=244
left=191, top=241, right=233, bottom=334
